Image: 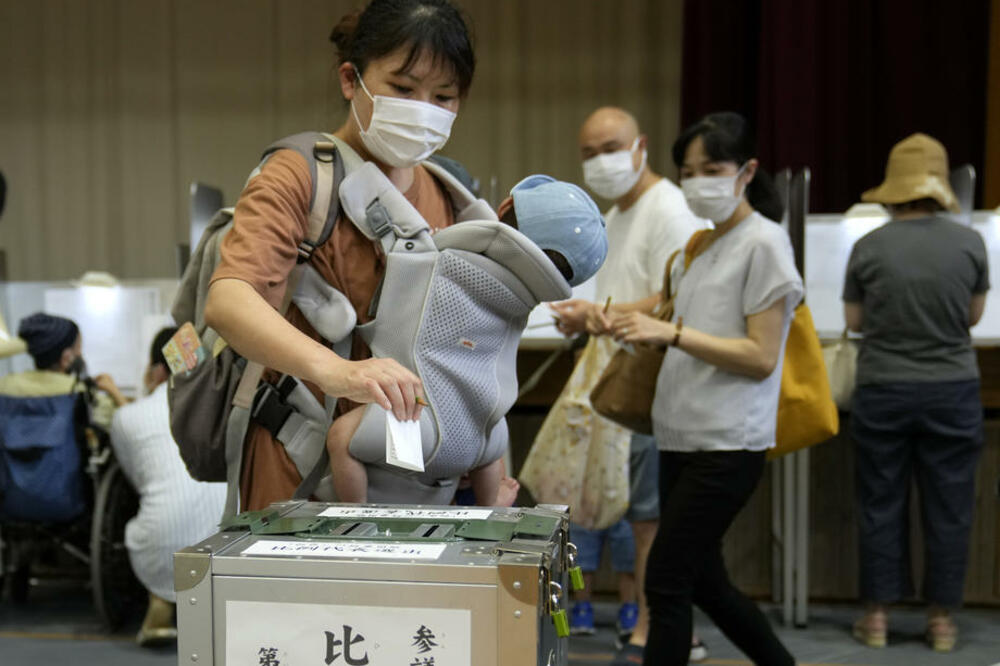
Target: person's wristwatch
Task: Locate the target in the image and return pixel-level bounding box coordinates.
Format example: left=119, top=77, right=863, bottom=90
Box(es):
left=671, top=317, right=684, bottom=347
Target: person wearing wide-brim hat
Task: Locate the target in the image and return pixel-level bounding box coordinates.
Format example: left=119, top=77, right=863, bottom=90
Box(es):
left=860, top=133, right=961, bottom=213
left=843, top=133, right=988, bottom=653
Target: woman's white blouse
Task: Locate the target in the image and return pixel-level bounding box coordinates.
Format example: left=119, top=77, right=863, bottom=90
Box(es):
left=652, top=212, right=804, bottom=452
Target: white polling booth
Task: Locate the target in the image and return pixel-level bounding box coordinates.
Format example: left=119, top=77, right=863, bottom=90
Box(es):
left=521, top=208, right=1000, bottom=345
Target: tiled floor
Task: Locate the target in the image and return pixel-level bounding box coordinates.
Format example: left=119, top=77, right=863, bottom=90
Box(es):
left=2, top=583, right=999, bottom=665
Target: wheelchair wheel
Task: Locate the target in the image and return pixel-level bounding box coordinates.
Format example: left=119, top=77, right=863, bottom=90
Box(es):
left=90, top=461, right=145, bottom=630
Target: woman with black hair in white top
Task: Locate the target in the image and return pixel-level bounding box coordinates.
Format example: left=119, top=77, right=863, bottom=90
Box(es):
left=599, top=112, right=800, bottom=666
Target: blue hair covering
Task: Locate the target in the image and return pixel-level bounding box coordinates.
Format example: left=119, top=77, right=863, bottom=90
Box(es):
left=17, top=313, right=79, bottom=369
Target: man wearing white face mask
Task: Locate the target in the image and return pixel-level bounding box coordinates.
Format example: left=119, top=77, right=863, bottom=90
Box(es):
left=554, top=107, right=707, bottom=338
left=550, top=107, right=708, bottom=663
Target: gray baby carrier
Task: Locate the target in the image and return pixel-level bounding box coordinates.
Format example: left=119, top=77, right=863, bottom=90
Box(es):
left=303, top=159, right=573, bottom=504
left=174, top=131, right=570, bottom=514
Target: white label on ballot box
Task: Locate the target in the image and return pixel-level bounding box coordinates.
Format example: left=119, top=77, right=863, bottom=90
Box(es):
left=319, top=506, right=494, bottom=520
left=242, top=539, right=447, bottom=560
left=227, top=600, right=471, bottom=665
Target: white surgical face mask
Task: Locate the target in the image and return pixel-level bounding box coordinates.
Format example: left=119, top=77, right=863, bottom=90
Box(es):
left=351, top=71, right=456, bottom=168
left=681, top=165, right=747, bottom=222
left=582, top=138, right=646, bottom=200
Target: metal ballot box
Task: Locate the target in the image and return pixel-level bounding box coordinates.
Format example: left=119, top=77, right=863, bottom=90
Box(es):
left=175, top=502, right=576, bottom=666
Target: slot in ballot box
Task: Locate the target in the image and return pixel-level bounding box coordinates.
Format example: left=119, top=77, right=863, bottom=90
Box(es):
left=175, top=502, right=576, bottom=666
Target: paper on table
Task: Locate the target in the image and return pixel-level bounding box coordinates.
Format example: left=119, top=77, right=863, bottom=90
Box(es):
left=385, top=412, right=424, bottom=472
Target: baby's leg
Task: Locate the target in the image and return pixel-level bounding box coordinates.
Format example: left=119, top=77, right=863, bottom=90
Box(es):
left=469, top=459, right=519, bottom=507
left=325, top=406, right=368, bottom=503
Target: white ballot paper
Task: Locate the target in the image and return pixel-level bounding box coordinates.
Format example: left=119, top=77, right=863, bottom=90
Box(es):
left=385, top=412, right=424, bottom=472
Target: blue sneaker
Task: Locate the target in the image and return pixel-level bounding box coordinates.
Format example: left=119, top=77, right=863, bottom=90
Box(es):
left=615, top=602, right=639, bottom=649
left=570, top=601, right=595, bottom=635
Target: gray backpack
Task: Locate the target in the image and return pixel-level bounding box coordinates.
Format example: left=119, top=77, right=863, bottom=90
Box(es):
left=168, top=132, right=346, bottom=518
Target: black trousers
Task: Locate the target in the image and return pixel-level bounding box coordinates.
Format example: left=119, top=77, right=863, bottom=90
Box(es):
left=852, top=380, right=983, bottom=607
left=643, top=450, right=794, bottom=666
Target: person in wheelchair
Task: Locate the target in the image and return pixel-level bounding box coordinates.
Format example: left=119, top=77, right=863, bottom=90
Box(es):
left=109, top=327, right=227, bottom=646
left=0, top=313, right=129, bottom=525
left=0, top=312, right=128, bottom=428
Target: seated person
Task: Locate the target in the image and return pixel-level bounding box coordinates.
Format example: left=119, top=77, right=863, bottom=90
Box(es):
left=0, top=312, right=128, bottom=426
left=326, top=175, right=607, bottom=505
left=109, top=327, right=227, bottom=646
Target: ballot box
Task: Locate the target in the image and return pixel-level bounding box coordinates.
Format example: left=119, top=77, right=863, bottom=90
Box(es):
left=175, top=501, right=578, bottom=666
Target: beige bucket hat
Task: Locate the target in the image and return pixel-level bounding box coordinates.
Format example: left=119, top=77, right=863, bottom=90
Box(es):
left=861, top=133, right=959, bottom=213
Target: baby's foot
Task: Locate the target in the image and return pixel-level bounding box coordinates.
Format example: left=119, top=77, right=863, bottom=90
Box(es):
left=494, top=477, right=520, bottom=506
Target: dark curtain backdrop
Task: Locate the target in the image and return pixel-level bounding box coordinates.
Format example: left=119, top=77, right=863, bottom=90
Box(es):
left=681, top=0, right=992, bottom=213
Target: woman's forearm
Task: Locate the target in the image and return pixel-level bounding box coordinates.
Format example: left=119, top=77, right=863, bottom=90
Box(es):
left=611, top=300, right=786, bottom=380
left=204, top=278, right=345, bottom=388
left=205, top=277, right=426, bottom=418
left=674, top=327, right=779, bottom=380
left=610, top=293, right=661, bottom=315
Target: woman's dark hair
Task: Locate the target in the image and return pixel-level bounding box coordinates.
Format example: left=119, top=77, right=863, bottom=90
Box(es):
left=672, top=112, right=784, bottom=222
left=888, top=198, right=943, bottom=214
left=330, top=0, right=475, bottom=97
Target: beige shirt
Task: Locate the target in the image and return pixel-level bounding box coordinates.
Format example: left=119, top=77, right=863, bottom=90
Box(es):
left=0, top=369, right=116, bottom=429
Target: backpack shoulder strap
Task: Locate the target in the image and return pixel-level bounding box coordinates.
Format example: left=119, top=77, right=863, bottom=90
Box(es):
left=420, top=158, right=497, bottom=224
left=261, top=132, right=345, bottom=261
left=232, top=133, right=348, bottom=410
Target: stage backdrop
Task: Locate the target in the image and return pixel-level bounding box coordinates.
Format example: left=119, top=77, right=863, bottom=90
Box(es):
left=681, top=0, right=994, bottom=213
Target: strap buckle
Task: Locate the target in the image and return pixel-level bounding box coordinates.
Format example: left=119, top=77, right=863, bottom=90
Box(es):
left=365, top=199, right=393, bottom=238
left=297, top=240, right=318, bottom=263
left=251, top=381, right=295, bottom=438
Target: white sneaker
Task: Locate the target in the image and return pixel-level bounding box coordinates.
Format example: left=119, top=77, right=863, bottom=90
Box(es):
left=689, top=637, right=709, bottom=662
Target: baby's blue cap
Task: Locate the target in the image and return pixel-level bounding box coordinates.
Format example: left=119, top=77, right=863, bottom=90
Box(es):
left=510, top=175, right=608, bottom=286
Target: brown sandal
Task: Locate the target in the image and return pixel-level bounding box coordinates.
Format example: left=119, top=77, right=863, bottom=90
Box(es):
left=852, top=610, right=887, bottom=648
left=926, top=616, right=957, bottom=652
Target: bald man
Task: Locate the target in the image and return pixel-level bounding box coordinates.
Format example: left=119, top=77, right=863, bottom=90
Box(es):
left=551, top=107, right=708, bottom=663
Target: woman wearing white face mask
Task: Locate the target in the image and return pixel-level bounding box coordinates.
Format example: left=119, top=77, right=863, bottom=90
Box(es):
left=203, top=0, right=476, bottom=511
left=597, top=112, right=800, bottom=666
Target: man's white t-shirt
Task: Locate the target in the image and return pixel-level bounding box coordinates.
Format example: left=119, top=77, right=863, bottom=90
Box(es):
left=594, top=178, right=708, bottom=303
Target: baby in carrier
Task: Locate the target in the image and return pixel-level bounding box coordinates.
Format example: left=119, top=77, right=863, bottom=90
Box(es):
left=326, top=174, right=607, bottom=505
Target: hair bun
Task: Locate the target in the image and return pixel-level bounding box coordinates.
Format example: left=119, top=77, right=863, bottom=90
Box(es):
left=329, top=10, right=361, bottom=61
